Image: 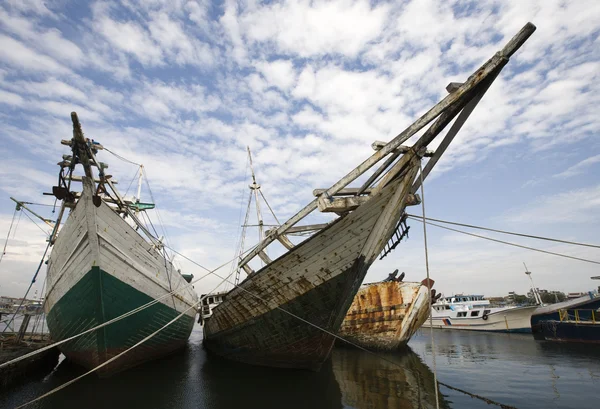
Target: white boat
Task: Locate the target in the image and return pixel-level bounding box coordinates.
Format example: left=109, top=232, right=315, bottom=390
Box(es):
left=429, top=294, right=537, bottom=333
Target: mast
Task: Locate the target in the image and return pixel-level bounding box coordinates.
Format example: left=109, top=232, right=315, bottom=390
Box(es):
left=136, top=165, right=144, bottom=205
left=247, top=147, right=264, bottom=244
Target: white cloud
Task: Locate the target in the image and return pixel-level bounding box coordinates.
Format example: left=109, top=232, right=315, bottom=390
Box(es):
left=0, top=35, right=69, bottom=74
left=256, top=59, right=296, bottom=91
left=554, top=155, right=600, bottom=179
left=240, top=0, right=390, bottom=58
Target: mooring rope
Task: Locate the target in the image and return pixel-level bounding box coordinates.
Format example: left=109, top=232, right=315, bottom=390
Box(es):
left=15, top=273, right=232, bottom=409
left=407, top=216, right=600, bottom=265
left=419, top=160, right=440, bottom=409
left=406, top=214, right=600, bottom=249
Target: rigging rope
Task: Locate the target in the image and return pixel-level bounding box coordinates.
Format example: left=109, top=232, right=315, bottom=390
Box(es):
left=21, top=210, right=52, bottom=236
left=418, top=161, right=440, bottom=409
left=406, top=214, right=600, bottom=249
left=0, top=241, right=259, bottom=370
left=103, top=147, right=142, bottom=166
left=407, top=216, right=600, bottom=265
left=0, top=206, right=19, bottom=264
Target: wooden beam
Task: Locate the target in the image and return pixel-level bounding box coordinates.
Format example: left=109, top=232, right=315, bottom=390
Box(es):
left=446, top=82, right=463, bottom=93
left=317, top=196, right=370, bottom=213
left=371, top=142, right=434, bottom=157
left=66, top=175, right=118, bottom=184
left=258, top=250, right=272, bottom=264
left=277, top=234, right=295, bottom=250
left=412, top=78, right=494, bottom=194
left=238, top=22, right=536, bottom=268
left=313, top=188, right=373, bottom=197
left=241, top=263, right=254, bottom=275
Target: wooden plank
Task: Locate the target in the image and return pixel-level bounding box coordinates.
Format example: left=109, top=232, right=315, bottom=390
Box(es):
left=371, top=142, right=434, bottom=157
left=313, top=188, right=373, bottom=197
left=317, top=196, right=370, bottom=213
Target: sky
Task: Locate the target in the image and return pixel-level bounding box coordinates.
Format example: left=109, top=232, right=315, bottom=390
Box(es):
left=0, top=0, right=599, bottom=301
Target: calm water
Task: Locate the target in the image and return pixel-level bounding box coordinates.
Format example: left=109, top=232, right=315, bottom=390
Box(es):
left=1, top=324, right=599, bottom=409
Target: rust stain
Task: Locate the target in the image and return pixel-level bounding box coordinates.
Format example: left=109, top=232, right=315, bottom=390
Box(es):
left=339, top=280, right=430, bottom=350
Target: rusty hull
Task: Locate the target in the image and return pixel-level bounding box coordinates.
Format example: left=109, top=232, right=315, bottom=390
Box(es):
left=338, top=280, right=431, bottom=350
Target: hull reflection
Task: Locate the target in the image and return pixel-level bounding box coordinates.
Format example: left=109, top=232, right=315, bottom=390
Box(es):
left=332, top=347, right=449, bottom=409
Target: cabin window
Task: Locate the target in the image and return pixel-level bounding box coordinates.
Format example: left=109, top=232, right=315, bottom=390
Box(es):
left=209, top=297, right=214, bottom=304
left=457, top=312, right=467, bottom=317
left=484, top=309, right=491, bottom=315
left=471, top=311, right=480, bottom=317
left=445, top=306, right=451, bottom=310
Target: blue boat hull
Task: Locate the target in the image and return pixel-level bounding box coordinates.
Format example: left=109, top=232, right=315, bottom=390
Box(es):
left=539, top=321, right=600, bottom=344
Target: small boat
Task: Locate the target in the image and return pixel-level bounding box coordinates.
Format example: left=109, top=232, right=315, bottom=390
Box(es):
left=429, top=294, right=537, bottom=333
left=338, top=270, right=434, bottom=350
left=531, top=289, right=600, bottom=341
left=203, top=24, right=536, bottom=370
left=44, top=113, right=199, bottom=376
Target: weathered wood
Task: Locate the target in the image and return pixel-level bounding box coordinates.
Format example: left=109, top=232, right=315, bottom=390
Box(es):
left=446, top=82, right=463, bottom=93
left=258, top=250, right=272, bottom=264
left=66, top=175, right=118, bottom=184
left=412, top=78, right=493, bottom=193
left=277, top=234, right=295, bottom=250
left=313, top=188, right=373, bottom=197
left=371, top=142, right=434, bottom=157
left=317, top=196, right=370, bottom=213
left=241, top=263, right=254, bottom=275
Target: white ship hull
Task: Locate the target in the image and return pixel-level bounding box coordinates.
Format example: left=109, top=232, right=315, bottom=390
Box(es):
left=44, top=179, right=198, bottom=375
left=429, top=305, right=537, bottom=333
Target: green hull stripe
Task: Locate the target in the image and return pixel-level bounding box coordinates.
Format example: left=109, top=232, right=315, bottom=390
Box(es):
left=46, top=268, right=194, bottom=373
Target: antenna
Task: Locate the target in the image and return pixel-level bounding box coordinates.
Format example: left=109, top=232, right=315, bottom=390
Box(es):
left=523, top=262, right=542, bottom=305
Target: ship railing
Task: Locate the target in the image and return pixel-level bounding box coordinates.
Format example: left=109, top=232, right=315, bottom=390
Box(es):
left=558, top=309, right=598, bottom=324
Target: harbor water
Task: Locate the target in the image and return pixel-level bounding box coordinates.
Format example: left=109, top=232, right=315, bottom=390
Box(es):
left=1, top=324, right=598, bottom=409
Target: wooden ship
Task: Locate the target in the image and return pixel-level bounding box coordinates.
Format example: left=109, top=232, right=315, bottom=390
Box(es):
left=44, top=113, right=198, bottom=376
left=202, top=23, right=537, bottom=370
left=338, top=270, right=436, bottom=350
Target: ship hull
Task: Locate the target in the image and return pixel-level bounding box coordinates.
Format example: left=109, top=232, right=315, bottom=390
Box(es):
left=204, top=165, right=420, bottom=370
left=429, top=306, right=537, bottom=333
left=338, top=281, right=431, bottom=350
left=538, top=321, right=600, bottom=344
left=45, top=179, right=198, bottom=376
left=530, top=293, right=600, bottom=338
left=46, top=267, right=195, bottom=376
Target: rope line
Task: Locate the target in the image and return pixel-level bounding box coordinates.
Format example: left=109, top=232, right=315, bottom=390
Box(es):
left=103, top=147, right=142, bottom=166
left=438, top=381, right=519, bottom=409
left=406, top=214, right=600, bottom=249
left=0, top=241, right=259, bottom=370
left=15, top=273, right=232, bottom=409
left=419, top=161, right=440, bottom=409
left=0, top=206, right=19, bottom=264
left=407, top=216, right=600, bottom=265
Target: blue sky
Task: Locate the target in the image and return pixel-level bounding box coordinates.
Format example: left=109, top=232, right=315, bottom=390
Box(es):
left=0, top=0, right=599, bottom=299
